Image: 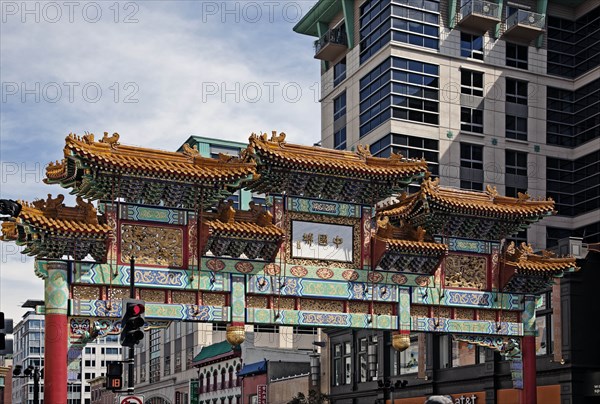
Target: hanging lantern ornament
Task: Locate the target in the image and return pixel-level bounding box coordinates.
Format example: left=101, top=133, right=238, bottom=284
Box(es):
left=226, top=323, right=246, bottom=346
left=392, top=331, right=410, bottom=352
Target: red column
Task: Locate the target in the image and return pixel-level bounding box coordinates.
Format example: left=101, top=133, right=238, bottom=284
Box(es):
left=43, top=260, right=69, bottom=404
left=45, top=313, right=68, bottom=404
left=521, top=336, right=537, bottom=404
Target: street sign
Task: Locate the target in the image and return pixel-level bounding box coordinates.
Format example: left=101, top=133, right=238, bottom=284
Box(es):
left=119, top=395, right=144, bottom=404
left=257, top=384, right=267, bottom=404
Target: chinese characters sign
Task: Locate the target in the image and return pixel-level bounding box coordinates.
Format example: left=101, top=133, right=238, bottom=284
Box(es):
left=291, top=221, right=353, bottom=262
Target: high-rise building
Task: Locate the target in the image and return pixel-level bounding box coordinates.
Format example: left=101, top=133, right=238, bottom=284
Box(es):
left=294, top=0, right=599, bottom=250
left=294, top=2, right=600, bottom=402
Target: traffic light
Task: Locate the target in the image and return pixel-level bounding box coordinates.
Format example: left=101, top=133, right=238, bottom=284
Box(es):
left=106, top=361, right=123, bottom=391
left=120, top=299, right=145, bottom=347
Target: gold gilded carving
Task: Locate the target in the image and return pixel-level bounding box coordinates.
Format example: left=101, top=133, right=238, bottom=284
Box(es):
left=455, top=308, right=475, bottom=320
left=445, top=255, right=487, bottom=289
left=503, top=311, right=519, bottom=323
left=100, top=131, right=120, bottom=149
left=356, top=144, right=371, bottom=159
left=249, top=201, right=273, bottom=227
left=348, top=302, right=370, bottom=314
left=277, top=297, right=295, bottom=310
left=203, top=293, right=226, bottom=307
left=435, top=307, right=451, bottom=319
left=172, top=291, right=196, bottom=305
left=485, top=185, right=499, bottom=199
left=217, top=200, right=236, bottom=223
left=301, top=299, right=343, bottom=313
left=478, top=309, right=496, bottom=321
left=373, top=303, right=393, bottom=316
left=182, top=143, right=200, bottom=160
left=247, top=295, right=268, bottom=308
left=0, top=221, right=17, bottom=240
left=108, top=287, right=129, bottom=300
left=270, top=131, right=286, bottom=145
left=120, top=224, right=183, bottom=267
left=412, top=305, right=429, bottom=318
left=140, top=289, right=165, bottom=303
left=72, top=286, right=100, bottom=300
left=318, top=234, right=328, bottom=246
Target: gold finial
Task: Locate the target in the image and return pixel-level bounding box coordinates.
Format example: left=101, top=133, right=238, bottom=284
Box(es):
left=356, top=144, right=371, bottom=159
left=182, top=143, right=200, bottom=160
left=100, top=132, right=120, bottom=150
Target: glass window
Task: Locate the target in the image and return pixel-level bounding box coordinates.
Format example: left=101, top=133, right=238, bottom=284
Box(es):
left=461, top=32, right=483, bottom=60
left=460, top=107, right=484, bottom=133
left=506, top=42, right=528, bottom=69
left=334, top=91, right=347, bottom=121
left=506, top=115, right=527, bottom=141
left=506, top=150, right=527, bottom=176
left=461, top=69, right=483, bottom=97
left=334, top=58, right=347, bottom=87
left=334, top=127, right=347, bottom=150
left=506, top=78, right=528, bottom=105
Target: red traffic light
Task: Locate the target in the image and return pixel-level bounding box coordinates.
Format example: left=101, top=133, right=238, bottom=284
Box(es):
left=131, top=304, right=144, bottom=316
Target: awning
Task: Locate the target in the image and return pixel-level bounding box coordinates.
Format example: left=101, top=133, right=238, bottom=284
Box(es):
left=237, top=360, right=267, bottom=377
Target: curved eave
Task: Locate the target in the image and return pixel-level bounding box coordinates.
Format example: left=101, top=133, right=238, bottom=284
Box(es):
left=46, top=137, right=257, bottom=186
left=375, top=236, right=447, bottom=254
left=253, top=149, right=427, bottom=181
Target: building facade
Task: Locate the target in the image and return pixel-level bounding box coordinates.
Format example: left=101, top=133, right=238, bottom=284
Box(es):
left=294, top=0, right=600, bottom=251
left=294, top=2, right=600, bottom=402
left=11, top=311, right=45, bottom=404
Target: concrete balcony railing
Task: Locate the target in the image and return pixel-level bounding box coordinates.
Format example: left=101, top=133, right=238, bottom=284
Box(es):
left=457, top=0, right=501, bottom=32
left=314, top=26, right=347, bottom=62
left=504, top=9, right=545, bottom=41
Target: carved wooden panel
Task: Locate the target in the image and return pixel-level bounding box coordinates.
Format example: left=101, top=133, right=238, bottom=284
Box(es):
left=412, top=305, right=429, bottom=318
left=72, top=285, right=100, bottom=300
left=172, top=291, right=196, bottom=305
left=445, top=254, right=487, bottom=289
left=120, top=223, right=184, bottom=267
left=301, top=299, right=344, bottom=313
left=348, top=302, right=370, bottom=314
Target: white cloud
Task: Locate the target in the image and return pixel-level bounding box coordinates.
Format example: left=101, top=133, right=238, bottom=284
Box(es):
left=0, top=0, right=320, bottom=320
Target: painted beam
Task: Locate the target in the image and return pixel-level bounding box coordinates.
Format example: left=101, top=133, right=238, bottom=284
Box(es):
left=247, top=307, right=397, bottom=330
left=412, top=317, right=523, bottom=336
left=412, top=288, right=523, bottom=310
left=70, top=299, right=229, bottom=322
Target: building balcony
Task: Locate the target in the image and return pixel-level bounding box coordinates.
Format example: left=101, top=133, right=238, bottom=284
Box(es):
left=457, top=0, right=501, bottom=32
left=314, top=27, right=347, bottom=62
left=504, top=10, right=545, bottom=41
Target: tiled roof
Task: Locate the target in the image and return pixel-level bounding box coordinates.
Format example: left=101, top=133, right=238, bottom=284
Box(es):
left=378, top=237, right=448, bottom=253
left=193, top=340, right=239, bottom=364
left=17, top=203, right=111, bottom=235
left=47, top=133, right=256, bottom=182
left=502, top=242, right=579, bottom=275
left=380, top=178, right=556, bottom=218
left=206, top=219, right=284, bottom=238
left=247, top=132, right=428, bottom=178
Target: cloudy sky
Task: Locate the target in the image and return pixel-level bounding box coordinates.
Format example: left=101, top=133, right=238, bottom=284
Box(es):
left=0, top=0, right=320, bottom=321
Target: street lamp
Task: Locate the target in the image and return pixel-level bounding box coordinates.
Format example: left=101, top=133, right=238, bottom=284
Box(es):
left=13, top=364, right=42, bottom=404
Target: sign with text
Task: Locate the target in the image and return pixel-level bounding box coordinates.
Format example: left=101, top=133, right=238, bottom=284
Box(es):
left=257, top=384, right=267, bottom=404
left=291, top=221, right=353, bottom=262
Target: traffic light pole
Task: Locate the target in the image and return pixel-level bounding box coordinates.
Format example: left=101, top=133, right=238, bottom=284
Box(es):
left=33, top=366, right=40, bottom=404
left=129, top=256, right=135, bottom=393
